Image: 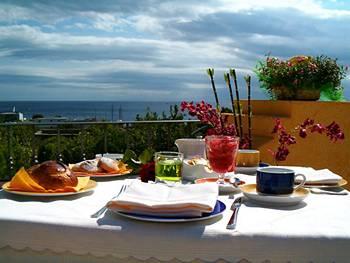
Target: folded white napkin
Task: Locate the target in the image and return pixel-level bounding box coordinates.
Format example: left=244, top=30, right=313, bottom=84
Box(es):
left=107, top=180, right=218, bottom=217
left=280, top=166, right=342, bottom=184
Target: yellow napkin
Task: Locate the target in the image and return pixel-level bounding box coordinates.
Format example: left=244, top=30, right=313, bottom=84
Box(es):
left=7, top=167, right=90, bottom=193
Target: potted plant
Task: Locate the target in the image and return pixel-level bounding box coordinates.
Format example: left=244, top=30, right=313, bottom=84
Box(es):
left=255, top=55, right=347, bottom=100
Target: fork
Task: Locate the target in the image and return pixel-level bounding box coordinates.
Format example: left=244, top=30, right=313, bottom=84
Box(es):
left=91, top=184, right=127, bottom=218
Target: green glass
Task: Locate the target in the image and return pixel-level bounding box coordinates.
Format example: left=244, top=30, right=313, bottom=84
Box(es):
left=155, top=152, right=183, bottom=182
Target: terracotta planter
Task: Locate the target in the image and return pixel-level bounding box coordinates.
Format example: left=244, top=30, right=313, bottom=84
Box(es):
left=271, top=85, right=320, bottom=101
left=271, top=86, right=295, bottom=100
left=295, top=89, right=321, bottom=100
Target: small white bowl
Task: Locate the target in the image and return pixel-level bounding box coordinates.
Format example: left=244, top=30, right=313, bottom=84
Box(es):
left=181, top=158, right=217, bottom=182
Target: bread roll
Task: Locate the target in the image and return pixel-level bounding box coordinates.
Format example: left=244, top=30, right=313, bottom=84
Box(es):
left=98, top=157, right=120, bottom=172
left=28, top=161, right=78, bottom=190
left=71, top=159, right=102, bottom=173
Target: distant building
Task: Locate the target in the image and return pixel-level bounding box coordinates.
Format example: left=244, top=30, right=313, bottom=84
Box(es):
left=33, top=117, right=69, bottom=123
left=32, top=116, right=82, bottom=137
left=33, top=116, right=70, bottom=131
left=0, top=107, right=24, bottom=123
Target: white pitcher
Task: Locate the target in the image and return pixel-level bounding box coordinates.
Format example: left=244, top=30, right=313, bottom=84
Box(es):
left=175, top=138, right=206, bottom=159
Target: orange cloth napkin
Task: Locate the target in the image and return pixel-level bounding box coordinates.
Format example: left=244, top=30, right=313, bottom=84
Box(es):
left=6, top=167, right=90, bottom=193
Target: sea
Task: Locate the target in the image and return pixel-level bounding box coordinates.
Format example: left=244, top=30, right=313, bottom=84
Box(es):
left=0, top=101, right=185, bottom=121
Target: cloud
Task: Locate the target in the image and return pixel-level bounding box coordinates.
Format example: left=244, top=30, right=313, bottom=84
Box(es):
left=0, top=0, right=349, bottom=101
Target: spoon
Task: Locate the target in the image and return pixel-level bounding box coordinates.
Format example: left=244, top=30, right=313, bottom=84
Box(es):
left=228, top=177, right=242, bottom=199
left=230, top=177, right=242, bottom=187
left=310, top=188, right=348, bottom=195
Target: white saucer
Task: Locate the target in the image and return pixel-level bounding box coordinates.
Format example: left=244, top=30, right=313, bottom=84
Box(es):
left=194, top=177, right=245, bottom=195
left=235, top=166, right=258, bottom=175
left=239, top=184, right=309, bottom=206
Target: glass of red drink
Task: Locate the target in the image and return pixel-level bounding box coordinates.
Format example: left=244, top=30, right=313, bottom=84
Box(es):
left=205, top=135, right=240, bottom=184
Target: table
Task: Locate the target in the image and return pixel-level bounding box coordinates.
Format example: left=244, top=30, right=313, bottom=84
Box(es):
left=1, top=174, right=350, bottom=263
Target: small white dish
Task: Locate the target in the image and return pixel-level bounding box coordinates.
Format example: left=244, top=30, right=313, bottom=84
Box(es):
left=181, top=158, right=217, bottom=182
left=235, top=166, right=258, bottom=175
left=75, top=171, right=132, bottom=178
left=194, top=177, right=245, bottom=194
left=240, top=184, right=309, bottom=206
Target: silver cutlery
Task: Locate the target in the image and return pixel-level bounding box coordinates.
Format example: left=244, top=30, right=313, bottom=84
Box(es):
left=228, top=177, right=243, bottom=199
left=91, top=184, right=127, bottom=218
left=310, top=188, right=348, bottom=195
left=230, top=177, right=241, bottom=187
left=226, top=196, right=243, bottom=230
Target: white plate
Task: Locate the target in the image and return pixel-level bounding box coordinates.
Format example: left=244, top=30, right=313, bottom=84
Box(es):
left=240, top=184, right=309, bottom=206
left=1, top=180, right=97, bottom=197
left=111, top=200, right=226, bottom=223
left=194, top=177, right=245, bottom=194
left=302, top=178, right=347, bottom=188
left=235, top=166, right=258, bottom=175
left=74, top=171, right=132, bottom=178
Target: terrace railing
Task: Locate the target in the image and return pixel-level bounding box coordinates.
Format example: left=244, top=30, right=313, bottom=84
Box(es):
left=0, top=120, right=200, bottom=180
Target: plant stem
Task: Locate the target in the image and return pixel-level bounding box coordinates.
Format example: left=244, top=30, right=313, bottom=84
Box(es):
left=207, top=68, right=224, bottom=132
left=245, top=75, right=252, bottom=149
left=207, top=68, right=220, bottom=111
left=224, top=73, right=239, bottom=137
left=230, top=69, right=243, bottom=138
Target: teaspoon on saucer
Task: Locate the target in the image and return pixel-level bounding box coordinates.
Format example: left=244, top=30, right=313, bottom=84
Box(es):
left=310, top=188, right=348, bottom=195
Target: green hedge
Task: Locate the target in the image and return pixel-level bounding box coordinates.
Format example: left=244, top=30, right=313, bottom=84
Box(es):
left=0, top=106, right=199, bottom=180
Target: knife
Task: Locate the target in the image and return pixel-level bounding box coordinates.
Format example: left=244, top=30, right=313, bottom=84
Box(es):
left=226, top=197, right=243, bottom=230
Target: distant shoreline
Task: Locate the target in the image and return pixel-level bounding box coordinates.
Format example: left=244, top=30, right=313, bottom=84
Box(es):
left=0, top=101, right=185, bottom=122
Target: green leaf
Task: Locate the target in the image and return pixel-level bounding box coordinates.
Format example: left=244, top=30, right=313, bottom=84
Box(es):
left=139, top=148, right=155, bottom=164
left=191, top=124, right=211, bottom=136
left=224, top=73, right=229, bottom=83
left=122, top=149, right=138, bottom=162
left=121, top=149, right=140, bottom=174
left=320, top=85, right=346, bottom=101
left=206, top=68, right=214, bottom=77
left=229, top=68, right=236, bottom=78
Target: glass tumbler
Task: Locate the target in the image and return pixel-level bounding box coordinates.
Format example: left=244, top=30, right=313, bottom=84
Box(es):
left=154, top=151, right=184, bottom=182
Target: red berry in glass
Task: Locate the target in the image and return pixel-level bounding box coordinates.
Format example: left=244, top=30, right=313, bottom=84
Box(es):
left=205, top=136, right=239, bottom=184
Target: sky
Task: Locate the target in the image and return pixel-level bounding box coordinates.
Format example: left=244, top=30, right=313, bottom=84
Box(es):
left=0, top=0, right=349, bottom=102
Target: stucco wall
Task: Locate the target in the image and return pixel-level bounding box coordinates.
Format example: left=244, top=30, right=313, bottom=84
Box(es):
left=226, top=100, right=350, bottom=189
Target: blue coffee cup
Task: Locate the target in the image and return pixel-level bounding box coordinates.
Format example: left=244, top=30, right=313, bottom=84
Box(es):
left=256, top=167, right=306, bottom=195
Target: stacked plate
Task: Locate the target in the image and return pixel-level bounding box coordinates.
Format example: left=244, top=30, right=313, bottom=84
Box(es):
left=107, top=180, right=226, bottom=223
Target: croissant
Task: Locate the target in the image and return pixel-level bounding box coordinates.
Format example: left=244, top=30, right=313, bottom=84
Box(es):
left=71, top=159, right=102, bottom=173
left=98, top=157, right=121, bottom=172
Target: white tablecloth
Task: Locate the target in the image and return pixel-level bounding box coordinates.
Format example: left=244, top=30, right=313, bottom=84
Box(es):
left=1, top=175, right=350, bottom=263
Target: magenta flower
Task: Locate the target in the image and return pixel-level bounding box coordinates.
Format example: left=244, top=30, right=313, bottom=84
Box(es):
left=181, top=100, right=237, bottom=137
left=270, top=118, right=344, bottom=163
